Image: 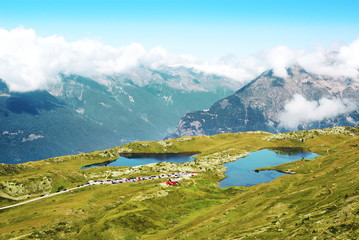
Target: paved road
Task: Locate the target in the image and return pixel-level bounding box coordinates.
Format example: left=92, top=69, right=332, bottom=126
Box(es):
left=0, top=172, right=196, bottom=211
left=0, top=185, right=88, bottom=211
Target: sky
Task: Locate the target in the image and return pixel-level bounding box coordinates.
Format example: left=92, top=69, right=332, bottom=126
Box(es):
left=1, top=0, right=359, bottom=93
left=1, top=0, right=359, bottom=59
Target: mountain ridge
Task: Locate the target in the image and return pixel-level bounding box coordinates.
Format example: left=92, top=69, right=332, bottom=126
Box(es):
left=0, top=67, right=238, bottom=164
left=168, top=65, right=359, bottom=138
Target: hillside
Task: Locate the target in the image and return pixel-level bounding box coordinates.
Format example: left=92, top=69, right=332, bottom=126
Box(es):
left=0, top=126, right=358, bottom=239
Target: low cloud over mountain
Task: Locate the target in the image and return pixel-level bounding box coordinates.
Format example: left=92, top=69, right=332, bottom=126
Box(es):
left=278, top=94, right=358, bottom=129
left=1, top=27, right=359, bottom=92
left=168, top=65, right=359, bottom=138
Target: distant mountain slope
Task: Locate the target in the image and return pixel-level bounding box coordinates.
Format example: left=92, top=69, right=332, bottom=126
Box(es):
left=0, top=67, right=238, bottom=163
left=168, top=65, right=359, bottom=138
left=0, top=88, right=118, bottom=164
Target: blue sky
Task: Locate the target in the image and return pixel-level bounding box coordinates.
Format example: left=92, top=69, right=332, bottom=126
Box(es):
left=0, top=0, right=359, bottom=59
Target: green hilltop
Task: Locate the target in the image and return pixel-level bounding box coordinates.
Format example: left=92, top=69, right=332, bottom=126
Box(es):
left=0, top=126, right=358, bottom=239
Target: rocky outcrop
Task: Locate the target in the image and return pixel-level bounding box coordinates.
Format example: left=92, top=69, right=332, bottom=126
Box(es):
left=0, top=177, right=52, bottom=200
left=263, top=126, right=359, bottom=142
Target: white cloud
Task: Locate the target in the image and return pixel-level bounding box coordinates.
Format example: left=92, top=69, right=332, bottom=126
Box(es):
left=261, top=46, right=302, bottom=78
left=1, top=27, right=359, bottom=92
left=278, top=94, right=358, bottom=129
left=0, top=27, right=187, bottom=92
left=186, top=41, right=359, bottom=84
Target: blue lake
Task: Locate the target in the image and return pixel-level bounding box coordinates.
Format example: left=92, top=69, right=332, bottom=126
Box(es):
left=219, top=149, right=319, bottom=188
left=82, top=153, right=198, bottom=169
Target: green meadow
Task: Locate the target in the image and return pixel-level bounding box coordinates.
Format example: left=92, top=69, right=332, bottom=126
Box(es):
left=0, top=127, right=358, bottom=239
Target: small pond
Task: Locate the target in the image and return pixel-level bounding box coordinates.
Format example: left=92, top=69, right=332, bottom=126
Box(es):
left=219, top=148, right=319, bottom=188
left=82, top=152, right=199, bottom=169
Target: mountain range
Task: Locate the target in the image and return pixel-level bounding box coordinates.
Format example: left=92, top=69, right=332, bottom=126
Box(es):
left=168, top=65, right=359, bottom=138
left=1, top=65, right=358, bottom=164
left=0, top=67, right=237, bottom=164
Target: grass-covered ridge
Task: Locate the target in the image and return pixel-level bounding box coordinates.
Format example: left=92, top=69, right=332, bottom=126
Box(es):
left=0, top=126, right=358, bottom=239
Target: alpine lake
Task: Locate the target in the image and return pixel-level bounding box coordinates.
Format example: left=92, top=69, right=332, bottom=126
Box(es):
left=82, top=148, right=318, bottom=187
left=219, top=148, right=319, bottom=187
left=82, top=152, right=199, bottom=168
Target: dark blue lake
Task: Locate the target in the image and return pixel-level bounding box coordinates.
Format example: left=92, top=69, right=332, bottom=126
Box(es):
left=219, top=149, right=318, bottom=188
left=82, top=153, right=198, bottom=169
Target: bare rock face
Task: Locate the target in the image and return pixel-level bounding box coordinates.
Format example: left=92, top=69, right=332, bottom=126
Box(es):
left=168, top=65, right=359, bottom=138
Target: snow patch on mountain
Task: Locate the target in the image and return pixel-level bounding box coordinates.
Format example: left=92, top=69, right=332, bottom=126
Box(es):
left=128, top=96, right=135, bottom=103
left=3, top=130, right=24, bottom=136
left=22, top=134, right=44, bottom=142
left=99, top=102, right=111, bottom=107
left=141, top=114, right=149, bottom=123
left=76, top=108, right=85, bottom=115
left=162, top=96, right=173, bottom=104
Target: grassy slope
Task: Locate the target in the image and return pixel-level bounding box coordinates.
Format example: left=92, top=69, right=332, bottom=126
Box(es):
left=0, top=127, right=358, bottom=239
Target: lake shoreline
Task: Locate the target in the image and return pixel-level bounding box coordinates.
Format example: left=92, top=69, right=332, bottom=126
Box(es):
left=219, top=149, right=318, bottom=188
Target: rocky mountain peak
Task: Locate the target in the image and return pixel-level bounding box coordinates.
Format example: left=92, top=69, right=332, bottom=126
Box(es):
left=168, top=65, right=359, bottom=139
